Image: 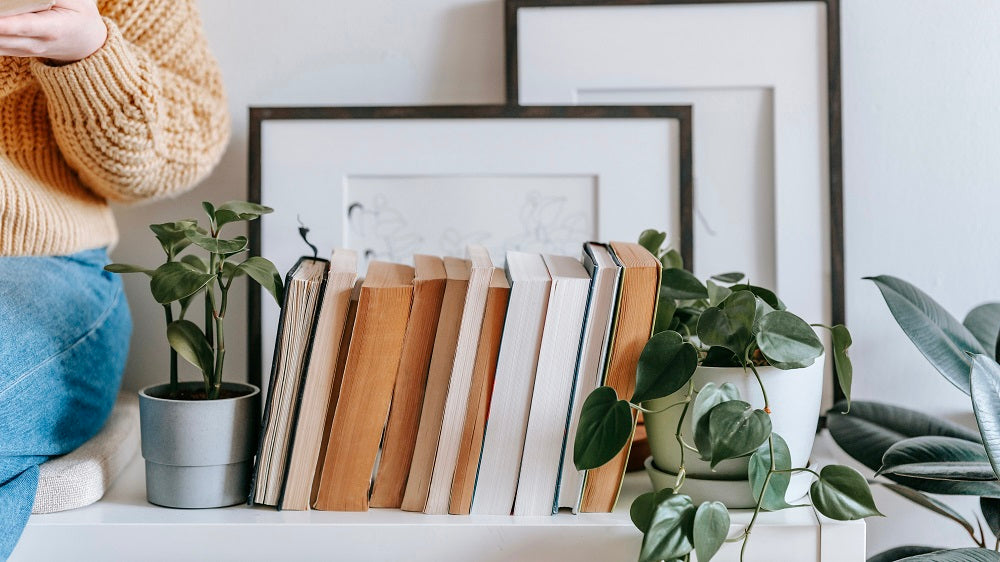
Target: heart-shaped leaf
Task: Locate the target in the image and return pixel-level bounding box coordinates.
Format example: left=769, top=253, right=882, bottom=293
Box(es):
left=150, top=220, right=199, bottom=258
left=867, top=546, right=945, bottom=562
left=971, top=354, right=1000, bottom=480
left=706, top=280, right=732, bottom=307
left=236, top=256, right=285, bottom=306
left=879, top=436, right=995, bottom=481
left=894, top=548, right=1000, bottom=561
left=693, top=501, right=729, bottom=562
left=630, top=488, right=675, bottom=533
left=215, top=200, right=274, bottom=228
left=638, top=495, right=695, bottom=562
left=707, top=400, right=772, bottom=468
left=982, top=498, right=1000, bottom=539
left=831, top=325, right=854, bottom=410
left=730, top=283, right=785, bottom=311
left=167, top=320, right=213, bottom=377
left=638, top=229, right=667, bottom=256
left=632, top=331, right=698, bottom=403
left=964, top=304, right=1000, bottom=354
left=660, top=249, right=683, bottom=271
left=661, top=268, right=708, bottom=300
left=752, top=296, right=775, bottom=336
left=104, top=263, right=154, bottom=276
left=653, top=293, right=677, bottom=335
left=186, top=231, right=249, bottom=256
left=574, top=387, right=634, bottom=470
left=700, top=346, right=741, bottom=368
left=697, top=291, right=756, bottom=357
left=691, top=382, right=740, bottom=446
left=711, top=272, right=745, bottom=284
left=867, top=275, right=985, bottom=394
left=150, top=262, right=215, bottom=304
left=809, top=465, right=882, bottom=520
left=757, top=311, right=824, bottom=369
left=877, top=482, right=976, bottom=538
left=749, top=434, right=794, bottom=511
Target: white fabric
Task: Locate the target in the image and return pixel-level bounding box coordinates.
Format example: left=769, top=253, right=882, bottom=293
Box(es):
left=31, top=393, right=139, bottom=514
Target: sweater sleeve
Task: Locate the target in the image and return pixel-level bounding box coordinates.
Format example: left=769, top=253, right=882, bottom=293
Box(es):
left=28, top=0, right=230, bottom=203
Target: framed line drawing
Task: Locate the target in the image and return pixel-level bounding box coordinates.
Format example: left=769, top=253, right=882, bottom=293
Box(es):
left=247, top=105, right=693, bottom=390
left=507, top=0, right=845, bottom=404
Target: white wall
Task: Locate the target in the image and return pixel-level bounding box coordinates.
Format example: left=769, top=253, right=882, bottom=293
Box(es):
left=107, top=0, right=999, bottom=556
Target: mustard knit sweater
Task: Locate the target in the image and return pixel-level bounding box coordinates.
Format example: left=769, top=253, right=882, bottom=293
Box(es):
left=0, top=0, right=230, bottom=256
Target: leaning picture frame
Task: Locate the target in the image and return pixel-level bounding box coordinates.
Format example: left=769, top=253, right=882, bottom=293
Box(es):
left=246, top=105, right=693, bottom=390
left=507, top=0, right=844, bottom=406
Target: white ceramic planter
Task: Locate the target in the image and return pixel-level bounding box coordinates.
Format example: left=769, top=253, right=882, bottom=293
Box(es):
left=644, top=355, right=825, bottom=480
left=138, top=382, right=260, bottom=509
left=644, top=457, right=812, bottom=509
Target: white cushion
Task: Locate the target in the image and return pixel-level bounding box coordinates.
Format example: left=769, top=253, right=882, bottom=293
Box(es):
left=31, top=393, right=139, bottom=514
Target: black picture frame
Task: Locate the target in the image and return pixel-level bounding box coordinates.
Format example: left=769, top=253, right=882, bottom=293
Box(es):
left=247, top=104, right=693, bottom=388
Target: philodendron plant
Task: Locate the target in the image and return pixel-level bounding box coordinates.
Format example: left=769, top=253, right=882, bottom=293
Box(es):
left=829, top=276, right=1000, bottom=562
left=105, top=201, right=283, bottom=400
left=574, top=230, right=878, bottom=562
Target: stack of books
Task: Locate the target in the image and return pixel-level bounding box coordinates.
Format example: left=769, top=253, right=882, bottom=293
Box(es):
left=249, top=241, right=661, bottom=515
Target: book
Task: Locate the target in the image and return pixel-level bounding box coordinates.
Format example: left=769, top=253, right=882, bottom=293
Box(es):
left=471, top=252, right=552, bottom=515
left=400, top=257, right=471, bottom=512
left=369, top=255, right=448, bottom=509
left=578, top=242, right=661, bottom=513
left=449, top=268, right=510, bottom=515
left=0, top=0, right=53, bottom=18
left=513, top=255, right=592, bottom=516
left=312, top=262, right=415, bottom=511
left=555, top=243, right=623, bottom=512
left=423, top=246, right=495, bottom=514
left=279, top=250, right=358, bottom=510
left=251, top=257, right=330, bottom=507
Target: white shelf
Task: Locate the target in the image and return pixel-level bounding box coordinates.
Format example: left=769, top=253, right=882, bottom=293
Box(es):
left=16, top=434, right=864, bottom=561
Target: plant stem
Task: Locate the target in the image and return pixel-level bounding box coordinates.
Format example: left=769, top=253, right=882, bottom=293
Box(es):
left=672, top=381, right=695, bottom=492
left=211, top=273, right=229, bottom=400
left=163, top=304, right=177, bottom=397
left=772, top=467, right=822, bottom=478
left=741, top=468, right=772, bottom=562
left=633, top=399, right=689, bottom=415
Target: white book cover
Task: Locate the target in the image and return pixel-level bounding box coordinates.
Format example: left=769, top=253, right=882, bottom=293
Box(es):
left=470, top=252, right=551, bottom=515
left=423, top=245, right=495, bottom=514
left=513, top=255, right=592, bottom=516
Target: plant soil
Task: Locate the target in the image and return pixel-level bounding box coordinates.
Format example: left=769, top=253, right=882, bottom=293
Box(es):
left=159, top=387, right=251, bottom=401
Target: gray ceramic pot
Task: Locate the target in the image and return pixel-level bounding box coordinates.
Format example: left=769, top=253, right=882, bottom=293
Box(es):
left=138, top=381, right=260, bottom=509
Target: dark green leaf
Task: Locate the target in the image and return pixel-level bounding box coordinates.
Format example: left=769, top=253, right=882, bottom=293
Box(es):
left=215, top=200, right=274, bottom=228
left=661, top=268, right=708, bottom=300
left=982, top=498, right=1000, bottom=539
left=730, top=283, right=785, bottom=311
left=832, top=325, right=854, bottom=410
left=104, top=263, right=153, bottom=276
left=638, top=229, right=667, bottom=257
left=879, top=482, right=976, bottom=538
left=639, top=495, right=695, bottom=562
left=752, top=296, right=775, bottom=336
left=201, top=201, right=216, bottom=222
left=706, top=280, right=732, bottom=307
left=574, top=387, right=634, bottom=470
left=693, top=501, right=729, bottom=562
left=660, top=249, right=683, bottom=271
left=880, top=436, right=995, bottom=481
left=867, top=275, right=985, bottom=394
left=149, top=220, right=198, bottom=257
left=867, top=546, right=943, bottom=562
left=711, top=272, right=745, bottom=284
left=632, top=331, right=698, bottom=403
left=236, top=256, right=284, bottom=306
left=691, top=382, right=740, bottom=447
left=630, top=488, right=675, bottom=533
left=166, top=320, right=213, bottom=377
left=150, top=262, right=215, bottom=304
left=707, top=400, right=771, bottom=468
left=897, top=548, right=1000, bottom=561
left=653, top=293, right=677, bottom=335
left=964, top=304, right=1000, bottom=353
left=186, top=231, right=249, bottom=256
left=180, top=254, right=209, bottom=273
left=697, top=291, right=756, bottom=357
left=749, top=434, right=794, bottom=511
left=810, top=465, right=882, bottom=520
left=971, top=354, right=1000, bottom=480
left=757, top=311, right=824, bottom=369
left=701, top=347, right=741, bottom=367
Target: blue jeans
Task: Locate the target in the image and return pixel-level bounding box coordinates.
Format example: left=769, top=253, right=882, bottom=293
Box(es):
left=0, top=248, right=131, bottom=560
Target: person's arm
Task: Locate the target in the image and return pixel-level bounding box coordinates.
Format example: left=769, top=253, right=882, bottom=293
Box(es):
left=0, top=0, right=230, bottom=203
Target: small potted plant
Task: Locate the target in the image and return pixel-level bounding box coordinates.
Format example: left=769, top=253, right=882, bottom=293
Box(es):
left=106, top=201, right=283, bottom=508
left=574, top=230, right=880, bottom=561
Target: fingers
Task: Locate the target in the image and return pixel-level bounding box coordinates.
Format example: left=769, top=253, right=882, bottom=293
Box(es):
left=0, top=36, right=44, bottom=56
left=0, top=13, right=49, bottom=38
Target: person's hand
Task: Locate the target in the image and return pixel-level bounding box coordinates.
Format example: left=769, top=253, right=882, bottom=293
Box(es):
left=0, top=0, right=106, bottom=62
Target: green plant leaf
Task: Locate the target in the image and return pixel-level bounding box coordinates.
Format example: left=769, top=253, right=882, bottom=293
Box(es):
left=757, top=311, right=824, bottom=369
left=964, top=304, right=1000, bottom=353
left=639, top=495, right=695, bottom=562
left=831, top=325, right=854, bottom=410
left=180, top=254, right=209, bottom=273
left=693, top=501, right=729, bottom=562
left=706, top=280, right=732, bottom=307
left=971, top=354, right=1000, bottom=480
left=896, top=548, right=1000, bottom=561
left=630, top=488, right=675, bottom=533
left=691, top=382, right=740, bottom=447
left=879, top=436, right=995, bottom=481
left=166, top=320, right=213, bottom=377
left=104, top=263, right=153, bottom=277
left=661, top=268, right=708, bottom=300
left=149, top=220, right=198, bottom=258
left=867, top=546, right=944, bottom=562
left=632, top=331, right=698, bottom=403
left=236, top=256, right=285, bottom=305
left=185, top=231, right=249, bottom=256
left=982, top=498, right=1000, bottom=539
left=574, top=387, right=634, bottom=470
left=730, top=283, right=785, bottom=311
left=697, top=291, right=756, bottom=357
left=707, top=400, right=771, bottom=468
left=809, top=465, right=882, bottom=520
left=701, top=347, right=741, bottom=368
left=749, top=434, right=794, bottom=511
left=215, top=200, right=274, bottom=228
left=201, top=201, right=216, bottom=222
left=638, top=229, right=667, bottom=257
left=711, top=272, right=745, bottom=284
left=877, top=482, right=976, bottom=538
left=150, top=262, right=215, bottom=304
left=653, top=293, right=677, bottom=335
left=660, top=249, right=683, bottom=271
left=867, top=275, right=985, bottom=394
left=752, top=296, right=775, bottom=336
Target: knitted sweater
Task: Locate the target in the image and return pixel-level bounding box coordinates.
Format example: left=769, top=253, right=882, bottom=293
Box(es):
left=0, top=0, right=230, bottom=256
